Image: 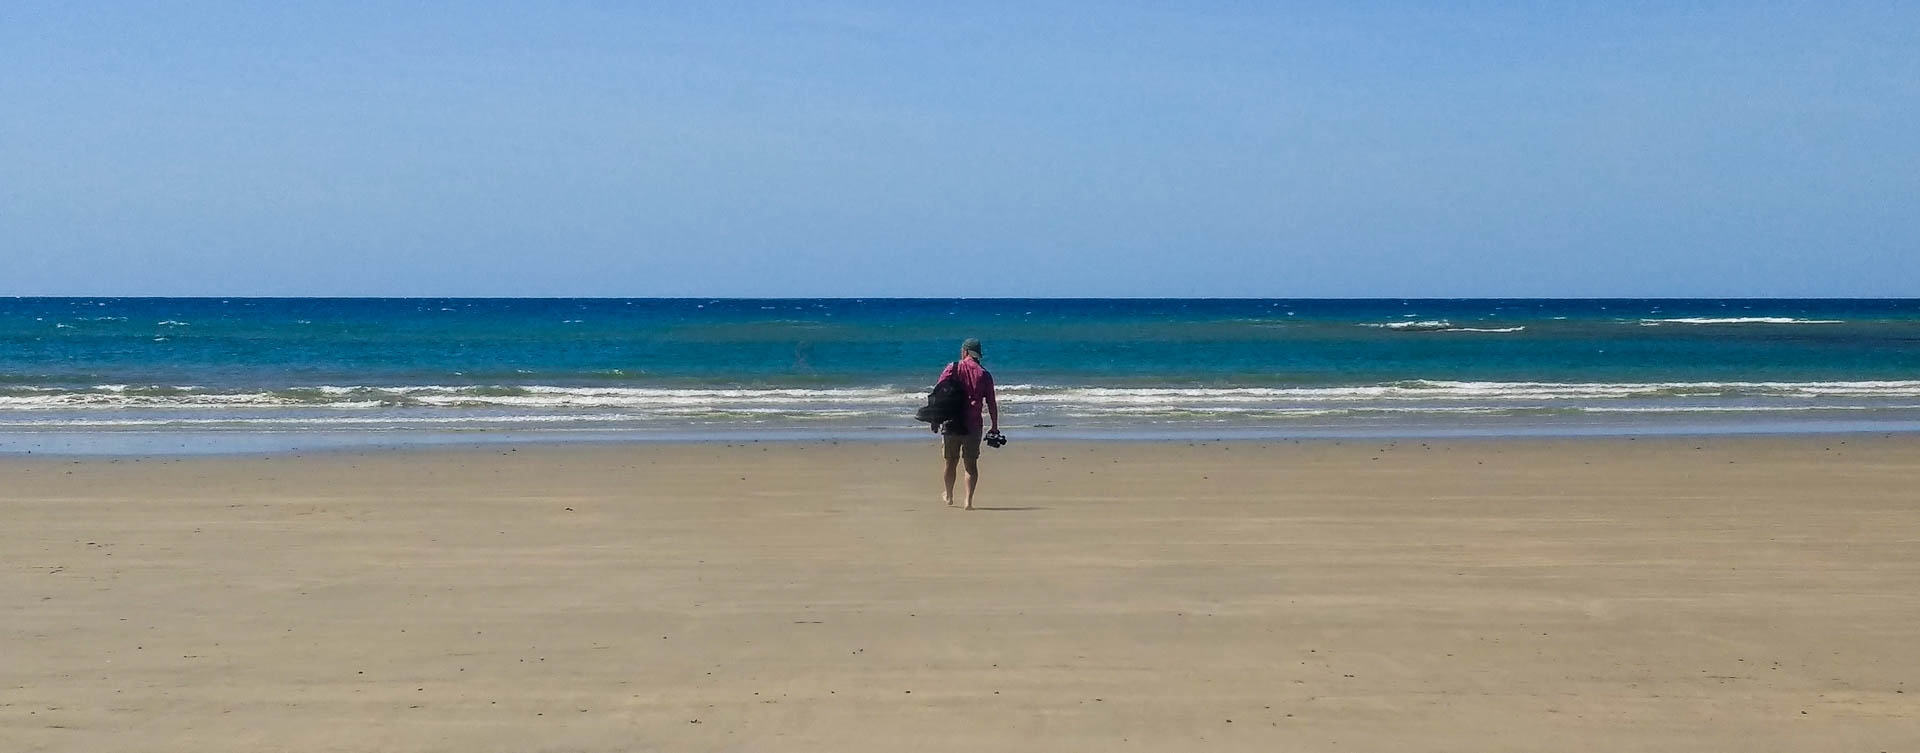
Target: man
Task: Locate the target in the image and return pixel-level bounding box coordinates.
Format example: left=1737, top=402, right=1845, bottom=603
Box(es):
left=938, top=338, right=998, bottom=510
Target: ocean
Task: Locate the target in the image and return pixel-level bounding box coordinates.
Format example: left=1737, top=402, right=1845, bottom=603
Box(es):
left=4, top=298, right=1920, bottom=453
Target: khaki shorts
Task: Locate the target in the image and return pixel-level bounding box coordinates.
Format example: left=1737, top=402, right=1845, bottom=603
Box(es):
left=943, top=432, right=981, bottom=461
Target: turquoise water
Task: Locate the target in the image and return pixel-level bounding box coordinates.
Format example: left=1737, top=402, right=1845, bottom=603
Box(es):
left=4, top=298, right=1919, bottom=452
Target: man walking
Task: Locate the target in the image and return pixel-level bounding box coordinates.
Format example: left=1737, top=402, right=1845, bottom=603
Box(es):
left=939, top=338, right=998, bottom=510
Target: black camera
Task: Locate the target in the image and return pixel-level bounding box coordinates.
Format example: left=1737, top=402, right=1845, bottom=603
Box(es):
left=983, top=430, right=1008, bottom=449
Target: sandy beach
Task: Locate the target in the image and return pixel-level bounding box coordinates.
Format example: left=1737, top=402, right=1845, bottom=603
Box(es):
left=4, top=436, right=1918, bottom=751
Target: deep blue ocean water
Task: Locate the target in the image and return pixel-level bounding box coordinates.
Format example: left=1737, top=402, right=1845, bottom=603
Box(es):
left=5, top=298, right=1919, bottom=452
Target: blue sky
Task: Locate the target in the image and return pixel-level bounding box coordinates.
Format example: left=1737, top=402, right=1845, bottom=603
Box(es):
left=3, top=2, right=1915, bottom=297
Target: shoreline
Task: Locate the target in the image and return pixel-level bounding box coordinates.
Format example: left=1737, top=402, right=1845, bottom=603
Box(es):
left=6, top=418, right=1920, bottom=457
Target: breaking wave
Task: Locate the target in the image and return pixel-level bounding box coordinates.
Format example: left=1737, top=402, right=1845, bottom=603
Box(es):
left=3, top=380, right=1920, bottom=433
left=1638, top=317, right=1844, bottom=326
left=1361, top=321, right=1525, bottom=333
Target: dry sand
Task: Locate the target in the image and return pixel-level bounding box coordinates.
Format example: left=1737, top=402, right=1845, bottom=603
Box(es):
left=4, top=436, right=1919, bottom=751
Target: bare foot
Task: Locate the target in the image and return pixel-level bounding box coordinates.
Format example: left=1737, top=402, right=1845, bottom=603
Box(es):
left=943, top=494, right=954, bottom=506
left=963, top=501, right=974, bottom=510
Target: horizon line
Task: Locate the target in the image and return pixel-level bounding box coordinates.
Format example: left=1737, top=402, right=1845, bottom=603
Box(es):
left=5, top=295, right=1918, bottom=302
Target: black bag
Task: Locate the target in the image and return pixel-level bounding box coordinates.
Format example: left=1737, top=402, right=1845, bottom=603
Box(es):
left=915, top=362, right=968, bottom=431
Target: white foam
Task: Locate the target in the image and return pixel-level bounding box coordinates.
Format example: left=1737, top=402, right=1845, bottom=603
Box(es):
left=1360, top=321, right=1523, bottom=333
left=5, top=382, right=1920, bottom=424
left=1579, top=404, right=1920, bottom=414
left=1000, top=380, right=1920, bottom=403
left=1362, top=320, right=1454, bottom=331
left=1639, top=317, right=1843, bottom=325
left=0, top=385, right=922, bottom=411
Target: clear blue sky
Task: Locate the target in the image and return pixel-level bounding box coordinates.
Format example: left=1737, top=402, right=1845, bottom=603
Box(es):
left=4, top=2, right=1915, bottom=297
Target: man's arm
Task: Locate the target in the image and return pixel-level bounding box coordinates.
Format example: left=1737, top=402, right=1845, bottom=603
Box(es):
left=985, top=372, right=999, bottom=432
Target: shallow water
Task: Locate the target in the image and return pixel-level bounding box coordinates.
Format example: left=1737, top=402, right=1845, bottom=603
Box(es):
left=4, top=297, right=1919, bottom=451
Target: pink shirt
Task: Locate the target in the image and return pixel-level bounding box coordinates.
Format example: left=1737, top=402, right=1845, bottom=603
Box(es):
left=937, top=358, right=997, bottom=436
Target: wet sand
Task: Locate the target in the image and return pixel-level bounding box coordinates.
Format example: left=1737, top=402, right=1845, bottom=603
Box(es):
left=4, top=436, right=1919, bottom=751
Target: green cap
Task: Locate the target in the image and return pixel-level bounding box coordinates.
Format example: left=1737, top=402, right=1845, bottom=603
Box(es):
left=961, top=338, right=983, bottom=357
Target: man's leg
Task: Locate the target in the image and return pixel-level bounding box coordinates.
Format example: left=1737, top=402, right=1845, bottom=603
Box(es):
left=942, top=434, right=960, bottom=505
left=962, top=456, right=979, bottom=510
left=943, top=456, right=959, bottom=505
left=960, top=433, right=982, bottom=509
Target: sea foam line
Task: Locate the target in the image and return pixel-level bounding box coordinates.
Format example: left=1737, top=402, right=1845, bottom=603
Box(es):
left=1359, top=320, right=1525, bottom=333
left=1638, top=317, right=1844, bottom=325
left=11, top=403, right=1920, bottom=430
left=6, top=380, right=1920, bottom=411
